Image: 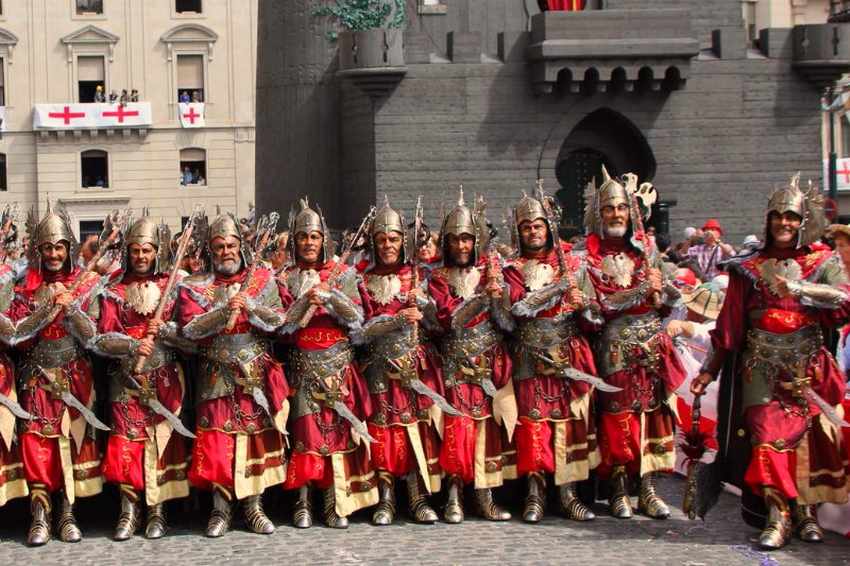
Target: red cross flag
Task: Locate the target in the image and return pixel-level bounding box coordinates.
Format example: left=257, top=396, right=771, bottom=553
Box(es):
left=824, top=157, right=850, bottom=193
left=33, top=102, right=152, bottom=129
left=178, top=102, right=205, bottom=128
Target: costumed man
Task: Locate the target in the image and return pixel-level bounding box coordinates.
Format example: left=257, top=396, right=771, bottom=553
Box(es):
left=278, top=199, right=377, bottom=529
left=428, top=191, right=517, bottom=523
left=502, top=188, right=601, bottom=523
left=692, top=174, right=850, bottom=550
left=67, top=214, right=193, bottom=540
left=354, top=197, right=450, bottom=526
left=0, top=259, right=30, bottom=524
left=177, top=212, right=289, bottom=538
left=0, top=203, right=104, bottom=545
left=583, top=167, right=686, bottom=520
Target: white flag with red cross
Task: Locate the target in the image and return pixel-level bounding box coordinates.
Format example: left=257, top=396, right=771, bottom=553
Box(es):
left=33, top=103, right=152, bottom=129
left=178, top=102, right=205, bottom=128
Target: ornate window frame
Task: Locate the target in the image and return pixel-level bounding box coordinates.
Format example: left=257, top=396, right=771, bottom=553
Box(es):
left=61, top=25, right=119, bottom=102
left=161, top=24, right=218, bottom=117
left=0, top=28, right=17, bottom=107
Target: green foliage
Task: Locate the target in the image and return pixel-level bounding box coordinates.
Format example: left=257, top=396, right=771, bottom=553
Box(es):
left=313, top=0, right=406, bottom=39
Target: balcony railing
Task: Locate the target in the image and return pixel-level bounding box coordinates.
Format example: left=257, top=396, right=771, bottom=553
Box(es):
left=525, top=9, right=700, bottom=95
left=33, top=102, right=152, bottom=138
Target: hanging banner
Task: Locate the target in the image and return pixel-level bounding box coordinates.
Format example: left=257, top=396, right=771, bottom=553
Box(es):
left=33, top=102, right=152, bottom=130
left=178, top=102, right=205, bottom=128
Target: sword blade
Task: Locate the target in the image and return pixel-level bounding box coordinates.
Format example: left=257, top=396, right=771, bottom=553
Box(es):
left=333, top=401, right=376, bottom=444
left=125, top=375, right=195, bottom=438
left=409, top=378, right=462, bottom=416
left=0, top=391, right=32, bottom=420
left=146, top=397, right=196, bottom=439
left=806, top=388, right=850, bottom=428
left=61, top=391, right=111, bottom=431
left=562, top=367, right=623, bottom=393
left=481, top=378, right=498, bottom=398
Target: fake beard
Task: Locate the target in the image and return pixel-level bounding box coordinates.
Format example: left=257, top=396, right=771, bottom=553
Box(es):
left=603, top=225, right=627, bottom=238
left=214, top=257, right=242, bottom=275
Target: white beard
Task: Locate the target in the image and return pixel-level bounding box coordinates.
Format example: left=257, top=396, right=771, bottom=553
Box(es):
left=214, top=258, right=242, bottom=275
left=603, top=225, right=627, bottom=238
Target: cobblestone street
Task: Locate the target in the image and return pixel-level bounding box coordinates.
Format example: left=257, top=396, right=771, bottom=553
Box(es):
left=0, top=476, right=847, bottom=565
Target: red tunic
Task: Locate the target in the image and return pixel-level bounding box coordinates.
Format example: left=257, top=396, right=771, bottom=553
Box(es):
left=360, top=263, right=443, bottom=482
left=711, top=244, right=850, bottom=502
left=429, top=259, right=515, bottom=485
left=278, top=261, right=375, bottom=494
left=97, top=272, right=188, bottom=500
left=584, top=233, right=685, bottom=477
left=10, top=266, right=102, bottom=496
left=177, top=267, right=289, bottom=497
left=503, top=244, right=599, bottom=482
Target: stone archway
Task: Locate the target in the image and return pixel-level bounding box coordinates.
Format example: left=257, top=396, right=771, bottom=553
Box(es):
left=554, top=108, right=656, bottom=237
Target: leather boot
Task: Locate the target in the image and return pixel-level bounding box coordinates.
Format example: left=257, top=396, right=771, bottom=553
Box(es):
left=476, top=487, right=511, bottom=521
left=638, top=473, right=670, bottom=519
left=609, top=466, right=632, bottom=519
left=522, top=472, right=546, bottom=523
left=323, top=488, right=349, bottom=529
left=372, top=473, right=396, bottom=526
left=292, top=486, right=313, bottom=529
left=56, top=491, right=82, bottom=543
left=794, top=504, right=824, bottom=543
left=559, top=482, right=595, bottom=521
left=759, top=488, right=792, bottom=550
left=27, top=489, right=51, bottom=547
left=406, top=473, right=438, bottom=524
left=145, top=503, right=167, bottom=539
left=443, top=476, right=464, bottom=524
left=243, top=494, right=275, bottom=534
left=113, top=488, right=141, bottom=541
left=205, top=489, right=233, bottom=538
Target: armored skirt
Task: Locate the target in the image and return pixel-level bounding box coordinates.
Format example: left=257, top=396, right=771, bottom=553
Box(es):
left=0, top=352, right=28, bottom=506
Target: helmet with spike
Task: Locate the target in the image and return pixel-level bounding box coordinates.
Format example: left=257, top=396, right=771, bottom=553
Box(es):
left=124, top=208, right=172, bottom=275
left=583, top=166, right=656, bottom=246
left=511, top=181, right=556, bottom=253
left=288, top=197, right=333, bottom=263
left=369, top=194, right=408, bottom=265
left=27, top=198, right=78, bottom=271
left=440, top=186, right=488, bottom=265
left=764, top=172, right=826, bottom=248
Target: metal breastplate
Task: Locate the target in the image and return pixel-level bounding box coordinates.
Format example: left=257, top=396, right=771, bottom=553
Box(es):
left=363, top=325, right=418, bottom=393
left=742, top=325, right=823, bottom=411
left=25, top=335, right=80, bottom=370
left=598, top=312, right=663, bottom=376
left=512, top=317, right=579, bottom=381
left=198, top=333, right=269, bottom=402
left=110, top=343, right=176, bottom=403
left=442, top=320, right=501, bottom=387
left=288, top=341, right=354, bottom=420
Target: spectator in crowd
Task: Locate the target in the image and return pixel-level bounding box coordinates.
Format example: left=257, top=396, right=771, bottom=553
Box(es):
left=686, top=219, right=734, bottom=279
left=193, top=169, right=205, bottom=185
left=95, top=177, right=105, bottom=188
left=191, top=90, right=202, bottom=103
left=740, top=234, right=761, bottom=253
left=179, top=91, right=191, bottom=103
left=181, top=166, right=194, bottom=186
left=109, top=90, right=119, bottom=103
left=94, top=85, right=106, bottom=102
left=119, top=89, right=129, bottom=106
left=130, top=89, right=139, bottom=102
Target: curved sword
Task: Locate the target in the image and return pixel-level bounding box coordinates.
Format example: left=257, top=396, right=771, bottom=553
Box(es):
left=0, top=391, right=32, bottom=420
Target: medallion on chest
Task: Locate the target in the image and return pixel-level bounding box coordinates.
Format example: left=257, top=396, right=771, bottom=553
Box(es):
left=521, top=259, right=555, bottom=291
left=125, top=281, right=162, bottom=316
left=366, top=273, right=402, bottom=305
left=447, top=267, right=481, bottom=300
left=291, top=268, right=321, bottom=299
left=758, top=258, right=803, bottom=296
left=601, top=253, right=635, bottom=288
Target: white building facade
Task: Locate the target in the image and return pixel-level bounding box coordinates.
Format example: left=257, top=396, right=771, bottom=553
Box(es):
left=0, top=0, right=257, bottom=238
